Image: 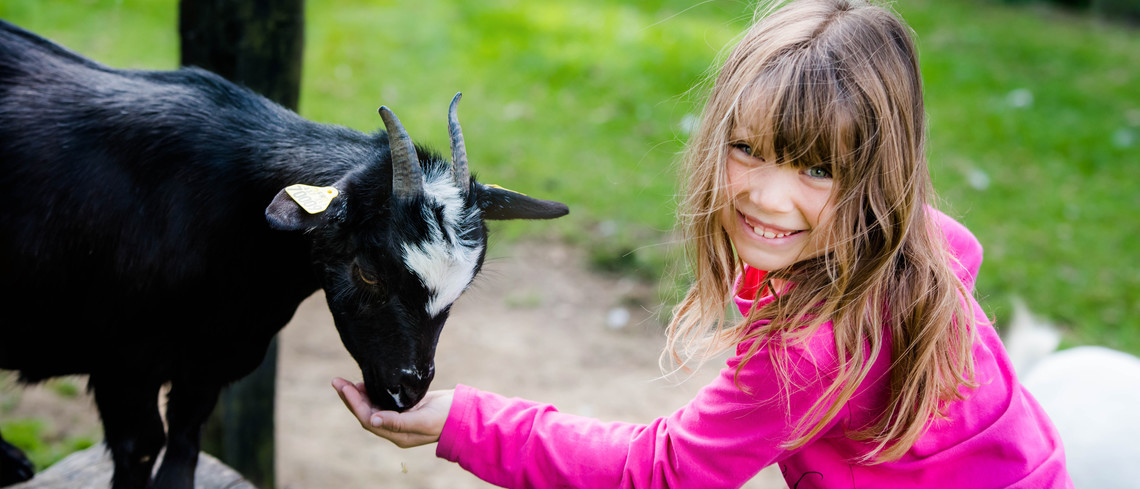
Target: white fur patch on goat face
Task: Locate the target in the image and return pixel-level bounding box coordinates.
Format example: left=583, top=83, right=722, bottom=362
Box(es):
left=401, top=169, right=483, bottom=318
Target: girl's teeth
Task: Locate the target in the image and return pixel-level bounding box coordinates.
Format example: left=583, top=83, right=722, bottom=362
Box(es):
left=753, top=226, right=792, bottom=238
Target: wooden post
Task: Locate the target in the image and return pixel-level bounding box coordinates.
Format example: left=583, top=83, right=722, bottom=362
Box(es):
left=178, top=1, right=304, bottom=488
left=179, top=0, right=305, bottom=110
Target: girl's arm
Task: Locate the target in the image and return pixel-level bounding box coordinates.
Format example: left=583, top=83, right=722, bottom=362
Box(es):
left=432, top=339, right=841, bottom=489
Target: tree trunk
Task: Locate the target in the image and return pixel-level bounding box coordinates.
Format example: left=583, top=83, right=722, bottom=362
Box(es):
left=178, top=2, right=305, bottom=488
left=179, top=0, right=305, bottom=110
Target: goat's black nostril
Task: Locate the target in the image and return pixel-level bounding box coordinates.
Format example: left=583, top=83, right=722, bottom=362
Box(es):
left=386, top=386, right=405, bottom=408
left=388, top=371, right=434, bottom=411
left=386, top=383, right=422, bottom=411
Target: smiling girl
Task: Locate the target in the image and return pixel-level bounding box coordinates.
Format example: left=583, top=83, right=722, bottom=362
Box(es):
left=333, top=1, right=1072, bottom=487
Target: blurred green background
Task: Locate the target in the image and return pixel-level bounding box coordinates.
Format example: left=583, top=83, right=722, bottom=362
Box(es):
left=0, top=0, right=1137, bottom=467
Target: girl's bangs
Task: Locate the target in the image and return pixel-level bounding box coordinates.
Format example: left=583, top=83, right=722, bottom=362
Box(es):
left=730, top=56, right=858, bottom=176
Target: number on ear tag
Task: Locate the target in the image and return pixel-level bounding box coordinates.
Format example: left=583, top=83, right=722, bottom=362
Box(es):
left=285, top=184, right=339, bottom=214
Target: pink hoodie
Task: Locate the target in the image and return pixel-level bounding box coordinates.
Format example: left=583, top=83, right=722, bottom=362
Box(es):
left=436, top=209, right=1072, bottom=488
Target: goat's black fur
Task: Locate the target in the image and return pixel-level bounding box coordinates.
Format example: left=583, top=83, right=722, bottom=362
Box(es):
left=0, top=19, right=567, bottom=489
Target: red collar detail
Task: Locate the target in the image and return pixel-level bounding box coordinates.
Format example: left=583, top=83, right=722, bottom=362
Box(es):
left=736, top=266, right=768, bottom=302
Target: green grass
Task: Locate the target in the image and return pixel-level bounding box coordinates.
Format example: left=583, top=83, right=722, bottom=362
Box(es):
left=899, top=0, right=1140, bottom=351
left=0, top=419, right=96, bottom=471
left=0, top=376, right=96, bottom=471
left=0, top=1, right=1136, bottom=352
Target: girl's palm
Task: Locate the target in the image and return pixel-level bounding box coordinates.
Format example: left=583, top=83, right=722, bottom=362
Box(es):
left=333, top=377, right=453, bottom=448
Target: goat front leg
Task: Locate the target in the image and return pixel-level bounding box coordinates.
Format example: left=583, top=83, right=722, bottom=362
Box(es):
left=152, top=382, right=220, bottom=489
left=91, top=374, right=166, bottom=489
left=0, top=429, right=35, bottom=486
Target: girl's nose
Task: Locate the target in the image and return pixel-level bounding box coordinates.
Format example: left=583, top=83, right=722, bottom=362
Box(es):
left=747, top=166, right=796, bottom=213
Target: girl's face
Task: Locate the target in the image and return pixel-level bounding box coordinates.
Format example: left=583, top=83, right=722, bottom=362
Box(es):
left=720, top=129, right=836, bottom=272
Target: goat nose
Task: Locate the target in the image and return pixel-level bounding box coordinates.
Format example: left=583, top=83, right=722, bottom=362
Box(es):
left=385, top=367, right=434, bottom=411
left=385, top=385, right=411, bottom=411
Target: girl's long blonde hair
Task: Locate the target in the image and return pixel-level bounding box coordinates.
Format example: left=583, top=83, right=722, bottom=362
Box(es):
left=667, top=0, right=977, bottom=462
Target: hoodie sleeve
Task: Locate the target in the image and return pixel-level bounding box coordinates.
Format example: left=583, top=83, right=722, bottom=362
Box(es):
left=435, top=337, right=841, bottom=489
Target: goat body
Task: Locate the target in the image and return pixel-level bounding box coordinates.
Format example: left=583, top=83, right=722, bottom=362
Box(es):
left=0, top=19, right=567, bottom=489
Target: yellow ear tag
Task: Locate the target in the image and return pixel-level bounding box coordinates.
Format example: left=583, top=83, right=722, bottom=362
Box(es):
left=285, top=184, right=339, bottom=214
left=486, top=183, right=528, bottom=197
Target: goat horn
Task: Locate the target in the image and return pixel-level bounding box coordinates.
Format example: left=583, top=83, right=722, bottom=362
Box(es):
left=448, top=93, right=471, bottom=194
left=378, top=106, right=423, bottom=200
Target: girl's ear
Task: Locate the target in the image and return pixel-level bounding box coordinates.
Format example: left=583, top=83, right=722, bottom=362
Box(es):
left=474, top=182, right=569, bottom=221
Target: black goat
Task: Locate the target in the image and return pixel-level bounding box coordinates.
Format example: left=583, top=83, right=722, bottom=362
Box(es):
left=0, top=19, right=568, bottom=489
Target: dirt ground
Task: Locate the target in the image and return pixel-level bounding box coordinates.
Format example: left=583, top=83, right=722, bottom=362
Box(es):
left=3, top=240, right=784, bottom=489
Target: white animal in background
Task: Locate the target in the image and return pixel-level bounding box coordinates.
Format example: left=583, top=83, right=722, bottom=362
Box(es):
left=1004, top=298, right=1063, bottom=375
left=1005, top=299, right=1140, bottom=489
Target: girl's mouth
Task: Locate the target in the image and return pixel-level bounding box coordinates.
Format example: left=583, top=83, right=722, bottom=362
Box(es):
left=740, top=212, right=803, bottom=240
left=753, top=227, right=801, bottom=239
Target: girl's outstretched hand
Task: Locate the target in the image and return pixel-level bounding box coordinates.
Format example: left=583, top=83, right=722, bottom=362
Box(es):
left=332, top=377, right=453, bottom=448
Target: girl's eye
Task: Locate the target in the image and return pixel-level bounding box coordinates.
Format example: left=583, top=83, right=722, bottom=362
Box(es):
left=731, top=142, right=753, bottom=156
left=806, top=166, right=832, bottom=179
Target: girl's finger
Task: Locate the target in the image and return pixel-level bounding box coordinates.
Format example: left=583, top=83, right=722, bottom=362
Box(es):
left=332, top=379, right=353, bottom=407
left=335, top=380, right=377, bottom=423
left=367, top=416, right=428, bottom=447
left=333, top=383, right=357, bottom=416
left=370, top=411, right=402, bottom=430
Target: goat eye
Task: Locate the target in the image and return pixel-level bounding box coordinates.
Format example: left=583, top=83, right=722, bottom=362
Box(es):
left=358, top=269, right=379, bottom=285
left=353, top=264, right=380, bottom=286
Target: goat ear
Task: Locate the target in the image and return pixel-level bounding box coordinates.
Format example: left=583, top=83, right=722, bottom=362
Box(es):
left=476, top=183, right=569, bottom=221
left=266, top=185, right=341, bottom=231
